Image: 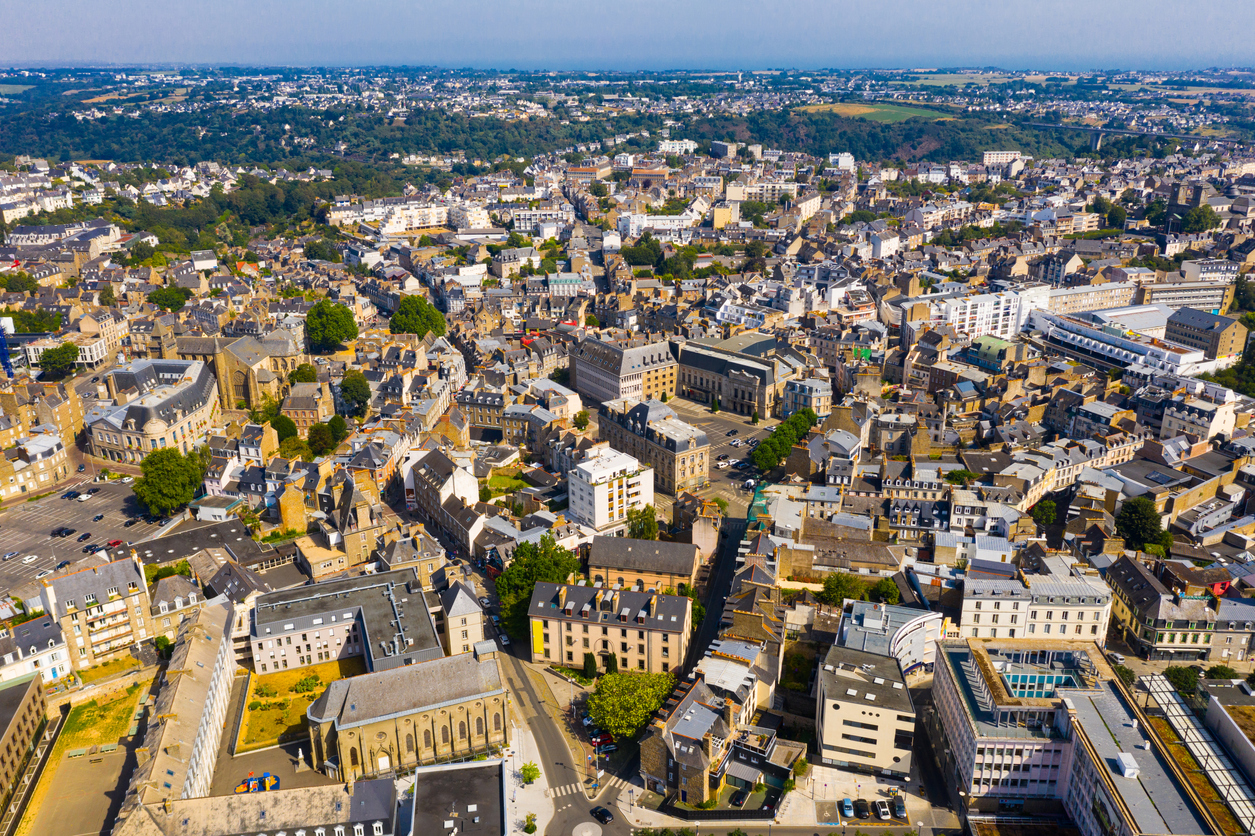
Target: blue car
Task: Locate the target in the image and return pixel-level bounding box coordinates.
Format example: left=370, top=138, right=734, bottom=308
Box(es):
left=842, top=798, right=854, bottom=819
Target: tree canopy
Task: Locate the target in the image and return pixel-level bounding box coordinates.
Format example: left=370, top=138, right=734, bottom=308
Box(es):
left=1116, top=496, right=1169, bottom=551
left=1031, top=500, right=1057, bottom=527
left=495, top=534, right=581, bottom=639
left=750, top=408, right=817, bottom=471
left=328, top=414, right=349, bottom=443
left=147, top=285, right=194, bottom=312
left=133, top=447, right=205, bottom=515
left=587, top=672, right=675, bottom=740
left=288, top=363, right=318, bottom=384
left=339, top=370, right=371, bottom=417
left=389, top=294, right=447, bottom=338
left=270, top=414, right=298, bottom=443
left=305, top=299, right=358, bottom=353
left=38, top=342, right=79, bottom=380
left=627, top=505, right=659, bottom=540
left=308, top=422, right=335, bottom=456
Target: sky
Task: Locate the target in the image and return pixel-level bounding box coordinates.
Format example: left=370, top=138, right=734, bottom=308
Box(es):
left=0, top=0, right=1253, bottom=71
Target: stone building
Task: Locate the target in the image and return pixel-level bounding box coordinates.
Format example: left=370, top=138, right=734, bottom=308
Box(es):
left=35, top=555, right=151, bottom=671
left=0, top=673, right=45, bottom=811
left=569, top=335, right=677, bottom=405
left=598, top=397, right=710, bottom=495
left=306, top=650, right=507, bottom=780
left=281, top=381, right=335, bottom=431
left=87, top=359, right=220, bottom=465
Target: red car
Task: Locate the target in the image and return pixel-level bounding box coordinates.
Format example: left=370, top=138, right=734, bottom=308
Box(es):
left=590, top=732, right=613, bottom=746
left=107, top=539, right=123, bottom=549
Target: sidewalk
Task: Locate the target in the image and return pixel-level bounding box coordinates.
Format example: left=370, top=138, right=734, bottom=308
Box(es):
left=505, top=725, right=554, bottom=836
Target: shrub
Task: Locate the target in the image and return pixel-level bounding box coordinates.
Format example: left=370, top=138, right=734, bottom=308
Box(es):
left=255, top=683, right=278, bottom=698
left=291, top=674, right=322, bottom=694
left=523, top=813, right=537, bottom=833
left=248, top=701, right=262, bottom=711
left=521, top=762, right=540, bottom=784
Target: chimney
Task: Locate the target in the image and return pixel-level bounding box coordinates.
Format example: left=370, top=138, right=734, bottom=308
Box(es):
left=724, top=699, right=736, bottom=731
left=648, top=593, right=658, bottom=617
left=558, top=586, right=567, bottom=610
left=702, top=732, right=713, bottom=759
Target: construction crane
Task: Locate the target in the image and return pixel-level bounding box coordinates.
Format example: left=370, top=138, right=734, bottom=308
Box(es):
left=0, top=317, right=13, bottom=379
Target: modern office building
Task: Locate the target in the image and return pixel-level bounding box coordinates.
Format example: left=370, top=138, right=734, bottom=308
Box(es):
left=815, top=645, right=915, bottom=777
left=1164, top=308, right=1248, bottom=365
left=567, top=447, right=654, bottom=536
left=836, top=600, right=945, bottom=674
left=527, top=582, right=690, bottom=674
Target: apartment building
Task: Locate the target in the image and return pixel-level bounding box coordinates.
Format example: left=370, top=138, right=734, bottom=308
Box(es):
left=1137, top=280, right=1234, bottom=315
left=528, top=582, right=690, bottom=674
left=0, top=674, right=45, bottom=811
left=87, top=359, right=220, bottom=464
left=118, top=600, right=234, bottom=812
left=959, top=575, right=1112, bottom=644
left=569, top=336, right=677, bottom=405
left=598, top=397, right=710, bottom=495
left=36, top=556, right=151, bottom=671
left=0, top=616, right=68, bottom=684
left=1164, top=308, right=1248, bottom=364
left=781, top=377, right=833, bottom=418
left=815, top=645, right=915, bottom=777
left=568, top=447, right=654, bottom=536
left=1046, top=282, right=1137, bottom=316
left=0, top=433, right=70, bottom=502
left=1106, top=555, right=1215, bottom=661
left=249, top=569, right=444, bottom=674
left=929, top=638, right=1211, bottom=836
left=1181, top=258, right=1239, bottom=283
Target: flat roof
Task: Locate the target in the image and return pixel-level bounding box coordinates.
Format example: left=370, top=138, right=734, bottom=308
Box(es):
left=410, top=760, right=506, bottom=836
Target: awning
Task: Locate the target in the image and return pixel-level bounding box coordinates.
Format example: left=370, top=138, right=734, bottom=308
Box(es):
left=725, top=759, right=762, bottom=783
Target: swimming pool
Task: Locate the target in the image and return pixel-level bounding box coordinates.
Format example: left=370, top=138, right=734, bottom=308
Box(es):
left=1003, top=671, right=1081, bottom=699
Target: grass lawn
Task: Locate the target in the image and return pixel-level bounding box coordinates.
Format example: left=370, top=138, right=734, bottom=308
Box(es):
left=16, top=679, right=150, bottom=836
left=796, top=102, right=955, bottom=122
left=77, top=655, right=141, bottom=685
left=0, top=84, right=33, bottom=95
left=239, top=657, right=366, bottom=750
left=484, top=466, right=530, bottom=497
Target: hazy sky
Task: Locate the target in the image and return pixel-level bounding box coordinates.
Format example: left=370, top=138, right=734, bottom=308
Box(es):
left=1, top=0, right=1252, bottom=70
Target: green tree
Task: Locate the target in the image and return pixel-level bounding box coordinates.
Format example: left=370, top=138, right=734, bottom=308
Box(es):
left=585, top=314, right=599, bottom=327
left=1145, top=198, right=1167, bottom=227
left=99, top=284, right=116, bottom=306
left=520, top=762, right=541, bottom=785
left=1164, top=665, right=1199, bottom=695
left=945, top=469, right=978, bottom=486
left=153, top=635, right=173, bottom=658
left=587, top=672, right=675, bottom=740
left=1207, top=664, right=1239, bottom=680
left=868, top=577, right=901, bottom=605
left=1116, top=496, right=1165, bottom=550
left=389, top=294, right=447, bottom=338
left=1113, top=665, right=1136, bottom=687
left=711, top=396, right=719, bottom=413
left=583, top=652, right=599, bottom=681
left=817, top=573, right=865, bottom=606
left=339, top=370, right=371, bottom=417
left=1181, top=205, right=1220, bottom=234
left=495, top=534, right=581, bottom=638
left=627, top=505, right=659, bottom=540
left=147, top=285, right=193, bottom=311
left=1106, top=205, right=1127, bottom=229
left=308, top=422, right=335, bottom=456
left=279, top=436, right=312, bottom=460
left=573, top=410, right=589, bottom=431
left=305, top=299, right=358, bottom=353
left=127, top=242, right=155, bottom=265
left=604, top=653, right=618, bottom=674
left=270, top=414, right=298, bottom=443
left=133, top=447, right=204, bottom=515
left=1, top=274, right=37, bottom=294
left=751, top=410, right=759, bottom=424
left=793, top=757, right=810, bottom=778
left=288, top=363, right=318, bottom=384
left=303, top=239, right=341, bottom=262
left=38, top=342, right=79, bottom=380
left=328, top=414, right=349, bottom=442
left=1031, top=500, right=1057, bottom=527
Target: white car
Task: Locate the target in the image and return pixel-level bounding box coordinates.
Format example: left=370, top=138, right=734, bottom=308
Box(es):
left=120, top=476, right=134, bottom=484
left=35, top=569, right=53, bottom=579
left=499, top=635, right=511, bottom=646
left=21, top=555, right=38, bottom=564
left=77, top=493, right=91, bottom=502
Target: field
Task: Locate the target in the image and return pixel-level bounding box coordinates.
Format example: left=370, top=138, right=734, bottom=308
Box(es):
left=0, top=84, right=32, bottom=95
left=238, top=657, right=366, bottom=751
left=16, top=679, right=150, bottom=836
left=906, top=72, right=1002, bottom=87
left=794, top=102, right=955, bottom=122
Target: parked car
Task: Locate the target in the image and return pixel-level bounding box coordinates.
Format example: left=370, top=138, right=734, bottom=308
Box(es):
left=590, top=807, right=614, bottom=825
left=86, top=487, right=100, bottom=495
left=499, top=635, right=510, bottom=646
left=894, top=795, right=907, bottom=820
left=93, top=514, right=104, bottom=522
left=21, top=555, right=39, bottom=565
left=35, top=569, right=53, bottom=579
left=595, top=743, right=618, bottom=754
left=120, top=476, right=134, bottom=484
left=2, top=552, right=17, bottom=561
left=124, top=518, right=139, bottom=527
left=77, top=532, right=92, bottom=542
left=1108, top=651, right=1126, bottom=666
left=479, top=597, right=491, bottom=607
left=107, top=539, right=123, bottom=549
left=77, top=464, right=86, bottom=473
left=57, top=560, right=71, bottom=570
left=77, top=493, right=91, bottom=502
left=842, top=798, right=854, bottom=819
left=854, top=799, right=871, bottom=819
left=157, top=517, right=170, bottom=526
left=729, top=790, right=748, bottom=809
left=590, top=733, right=613, bottom=747
left=581, top=715, right=594, bottom=728
left=875, top=800, right=892, bottom=820
left=717, top=454, right=730, bottom=461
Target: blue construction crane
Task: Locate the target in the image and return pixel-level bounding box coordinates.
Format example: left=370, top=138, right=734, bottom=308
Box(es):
left=0, top=319, right=14, bottom=379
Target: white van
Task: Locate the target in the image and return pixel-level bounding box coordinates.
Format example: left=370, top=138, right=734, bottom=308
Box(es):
left=1108, top=651, right=1126, bottom=666
left=744, top=479, right=757, bottom=490
left=21, top=554, right=38, bottom=564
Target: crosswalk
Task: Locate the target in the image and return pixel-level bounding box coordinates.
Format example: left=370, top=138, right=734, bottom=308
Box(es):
left=548, top=774, right=633, bottom=798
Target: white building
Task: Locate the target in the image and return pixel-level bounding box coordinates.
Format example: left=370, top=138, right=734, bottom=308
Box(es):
left=658, top=139, right=698, bottom=155
left=0, top=616, right=69, bottom=684
left=815, top=645, right=915, bottom=777
left=568, top=448, right=654, bottom=536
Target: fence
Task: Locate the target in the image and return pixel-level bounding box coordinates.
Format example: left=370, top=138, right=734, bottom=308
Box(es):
left=659, top=795, right=778, bottom=822
left=228, top=669, right=252, bottom=756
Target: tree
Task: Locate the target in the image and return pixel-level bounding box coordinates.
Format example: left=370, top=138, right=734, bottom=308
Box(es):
left=583, top=652, right=599, bottom=681
left=1116, top=496, right=1165, bottom=550
left=1164, top=665, right=1199, bottom=695
left=711, top=396, right=719, bottom=413
left=1182, top=205, right=1220, bottom=234
left=153, top=635, right=173, bottom=659
left=585, top=314, right=599, bottom=327
left=38, top=342, right=79, bottom=380
left=1, top=273, right=37, bottom=294
left=305, top=299, right=358, bottom=353
left=270, top=414, right=298, bottom=443
left=1031, top=500, right=1057, bottom=528
left=308, top=422, right=335, bottom=456
left=99, top=284, right=116, bottom=306
left=1113, top=665, right=1136, bottom=687
left=147, top=286, right=193, bottom=312
left=572, top=410, right=590, bottom=431
left=328, top=414, right=349, bottom=442
left=1106, top=205, right=1127, bottom=230
left=751, top=410, right=759, bottom=424
left=389, top=294, right=447, bottom=338
left=288, top=363, right=317, bottom=384
left=793, top=756, right=810, bottom=778
left=303, top=239, right=341, bottom=262
left=127, top=242, right=155, bottom=265
left=520, top=762, right=540, bottom=785
left=627, top=505, right=659, bottom=540
left=945, top=469, right=978, bottom=486
left=1207, top=665, right=1239, bottom=680
left=587, top=672, right=675, bottom=740
left=495, top=534, right=581, bottom=638
left=133, top=447, right=204, bottom=515
left=604, top=653, right=618, bottom=674
left=751, top=407, right=818, bottom=471
left=817, top=573, right=864, bottom=606
left=279, top=436, right=312, bottom=461
left=868, top=577, right=901, bottom=605
left=339, top=370, right=371, bottom=417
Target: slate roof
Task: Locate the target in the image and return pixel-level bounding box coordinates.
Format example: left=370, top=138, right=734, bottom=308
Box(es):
left=588, top=536, right=700, bottom=578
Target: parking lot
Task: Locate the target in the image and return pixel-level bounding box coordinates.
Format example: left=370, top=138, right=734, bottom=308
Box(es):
left=0, top=480, right=165, bottom=589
